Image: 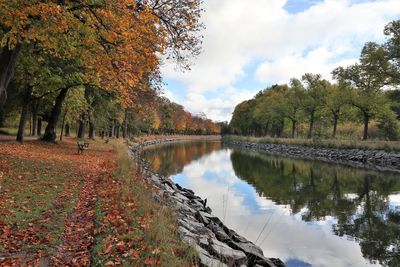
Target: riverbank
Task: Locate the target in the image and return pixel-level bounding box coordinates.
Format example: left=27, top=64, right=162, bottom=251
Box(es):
left=130, top=137, right=284, bottom=267
left=223, top=135, right=400, bottom=173
left=0, top=138, right=196, bottom=266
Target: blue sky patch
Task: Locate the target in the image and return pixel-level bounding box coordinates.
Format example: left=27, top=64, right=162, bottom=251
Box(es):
left=284, top=0, right=323, bottom=14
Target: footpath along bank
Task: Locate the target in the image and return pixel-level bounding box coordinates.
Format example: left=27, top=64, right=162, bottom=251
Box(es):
left=129, top=137, right=285, bottom=267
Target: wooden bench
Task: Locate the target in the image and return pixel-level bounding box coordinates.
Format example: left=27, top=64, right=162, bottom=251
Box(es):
left=77, top=141, right=90, bottom=154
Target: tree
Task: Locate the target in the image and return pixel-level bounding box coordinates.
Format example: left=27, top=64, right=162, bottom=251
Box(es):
left=0, top=1, right=91, bottom=103
left=384, top=20, right=400, bottom=84
left=325, top=83, right=350, bottom=138
left=41, top=58, right=86, bottom=142
left=301, top=73, right=328, bottom=139
left=60, top=87, right=87, bottom=141
left=333, top=42, right=391, bottom=140
left=286, top=79, right=306, bottom=138
left=230, top=100, right=256, bottom=135
left=254, top=85, right=288, bottom=137
left=13, top=48, right=83, bottom=142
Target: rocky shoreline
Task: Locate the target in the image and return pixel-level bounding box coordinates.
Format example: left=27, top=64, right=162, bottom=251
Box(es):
left=223, top=139, right=400, bottom=173
left=129, top=138, right=284, bottom=267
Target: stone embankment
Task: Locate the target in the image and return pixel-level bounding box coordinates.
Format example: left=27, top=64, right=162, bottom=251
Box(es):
left=129, top=138, right=284, bottom=267
left=224, top=140, right=400, bottom=173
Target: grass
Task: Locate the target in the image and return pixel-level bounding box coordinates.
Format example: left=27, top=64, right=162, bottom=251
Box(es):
left=0, top=126, right=76, bottom=137
left=0, top=127, right=25, bottom=135
left=91, top=140, right=197, bottom=266
left=224, top=135, right=400, bottom=152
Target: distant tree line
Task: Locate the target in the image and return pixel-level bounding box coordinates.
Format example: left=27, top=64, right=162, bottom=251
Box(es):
left=126, top=96, right=221, bottom=136
left=230, top=20, right=400, bottom=140
left=0, top=84, right=220, bottom=140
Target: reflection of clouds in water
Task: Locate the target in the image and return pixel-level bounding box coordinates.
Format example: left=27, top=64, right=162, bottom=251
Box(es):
left=389, top=194, right=400, bottom=210
left=180, top=149, right=238, bottom=187
left=344, top=193, right=359, bottom=201
left=172, top=149, right=380, bottom=267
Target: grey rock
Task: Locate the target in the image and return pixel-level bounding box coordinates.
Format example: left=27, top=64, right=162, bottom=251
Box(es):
left=191, top=199, right=206, bottom=210
left=195, top=245, right=228, bottom=267
left=163, top=183, right=175, bottom=193
left=209, top=238, right=247, bottom=265
left=208, top=222, right=231, bottom=242
left=179, top=217, right=211, bottom=235
left=174, top=201, right=197, bottom=214
left=173, top=192, right=190, bottom=202
left=196, top=211, right=219, bottom=225
left=229, top=241, right=265, bottom=259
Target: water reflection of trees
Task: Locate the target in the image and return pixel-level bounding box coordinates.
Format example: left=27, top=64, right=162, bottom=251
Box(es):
left=230, top=150, right=400, bottom=267
left=142, top=141, right=221, bottom=177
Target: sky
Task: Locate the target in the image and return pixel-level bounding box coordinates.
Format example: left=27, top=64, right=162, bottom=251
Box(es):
left=161, top=0, right=400, bottom=122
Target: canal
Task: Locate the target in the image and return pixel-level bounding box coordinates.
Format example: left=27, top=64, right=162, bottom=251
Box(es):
left=142, top=140, right=400, bottom=267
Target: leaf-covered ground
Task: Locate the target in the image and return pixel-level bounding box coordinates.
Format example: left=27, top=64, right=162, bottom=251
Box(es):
left=0, top=138, right=196, bottom=266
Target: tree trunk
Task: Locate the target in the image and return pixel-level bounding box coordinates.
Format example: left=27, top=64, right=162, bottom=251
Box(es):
left=111, top=120, right=115, bottom=137
left=123, top=108, right=128, bottom=138
left=37, top=118, right=42, bottom=136
left=114, top=121, right=118, bottom=137
left=0, top=44, right=21, bottom=107
left=16, top=86, right=33, bottom=143
left=307, top=112, right=315, bottom=139
left=89, top=122, right=95, bottom=139
left=42, top=87, right=69, bottom=142
left=77, top=119, right=85, bottom=139
left=116, top=126, right=120, bottom=138
left=291, top=120, right=296, bottom=138
left=363, top=112, right=369, bottom=141
left=65, top=123, right=70, bottom=136
left=31, top=100, right=39, bottom=136
left=29, top=115, right=32, bottom=136
left=32, top=110, right=37, bottom=136
left=0, top=106, right=4, bottom=127
left=332, top=114, right=339, bottom=139
left=60, top=109, right=68, bottom=141
left=277, top=120, right=284, bottom=138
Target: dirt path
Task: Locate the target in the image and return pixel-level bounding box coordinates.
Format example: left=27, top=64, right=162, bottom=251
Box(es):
left=52, top=170, right=99, bottom=266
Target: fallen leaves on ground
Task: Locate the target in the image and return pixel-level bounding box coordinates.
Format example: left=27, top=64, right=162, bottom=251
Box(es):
left=0, top=138, right=197, bottom=267
left=0, top=138, right=113, bottom=266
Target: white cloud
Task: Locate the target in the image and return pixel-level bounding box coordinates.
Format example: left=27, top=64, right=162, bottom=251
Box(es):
left=162, top=0, right=400, bottom=121
left=173, top=87, right=256, bottom=122
left=254, top=47, right=357, bottom=83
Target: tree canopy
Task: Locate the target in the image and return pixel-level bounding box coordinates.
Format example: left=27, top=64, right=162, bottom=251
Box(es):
left=0, top=0, right=221, bottom=142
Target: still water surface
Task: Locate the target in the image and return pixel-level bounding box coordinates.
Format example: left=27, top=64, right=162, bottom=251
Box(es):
left=142, top=141, right=400, bottom=267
